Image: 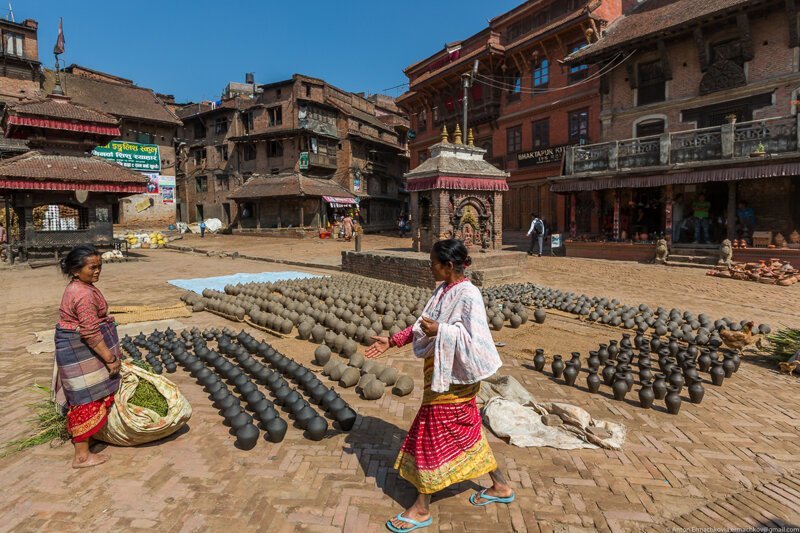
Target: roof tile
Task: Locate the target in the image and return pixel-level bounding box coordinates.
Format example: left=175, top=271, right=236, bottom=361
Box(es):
left=0, top=151, right=149, bottom=185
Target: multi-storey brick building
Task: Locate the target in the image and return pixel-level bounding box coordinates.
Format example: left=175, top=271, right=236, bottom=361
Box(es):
left=176, top=96, right=256, bottom=225
left=0, top=17, right=40, bottom=108
left=397, top=0, right=624, bottom=232
left=556, top=0, right=800, bottom=260
left=178, top=74, right=409, bottom=231
left=42, top=65, right=182, bottom=227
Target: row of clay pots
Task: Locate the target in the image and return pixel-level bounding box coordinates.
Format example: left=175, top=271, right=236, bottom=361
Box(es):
left=484, top=283, right=769, bottom=344
left=315, top=344, right=414, bottom=400
left=231, top=329, right=358, bottom=433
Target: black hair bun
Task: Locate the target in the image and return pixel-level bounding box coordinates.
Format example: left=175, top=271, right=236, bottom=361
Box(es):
left=464, top=256, right=473, bottom=267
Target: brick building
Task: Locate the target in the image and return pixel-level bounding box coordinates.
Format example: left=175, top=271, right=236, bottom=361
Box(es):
left=0, top=17, right=40, bottom=108
left=397, top=0, right=624, bottom=232
left=41, top=65, right=182, bottom=227
left=176, top=96, right=254, bottom=225
left=178, top=74, right=409, bottom=231
left=555, top=0, right=800, bottom=259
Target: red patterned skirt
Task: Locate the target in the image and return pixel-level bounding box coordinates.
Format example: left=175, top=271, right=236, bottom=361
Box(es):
left=394, top=398, right=497, bottom=494
left=67, top=394, right=115, bottom=442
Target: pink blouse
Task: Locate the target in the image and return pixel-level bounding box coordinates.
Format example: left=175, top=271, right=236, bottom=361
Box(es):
left=390, top=278, right=469, bottom=348
left=57, top=279, right=114, bottom=347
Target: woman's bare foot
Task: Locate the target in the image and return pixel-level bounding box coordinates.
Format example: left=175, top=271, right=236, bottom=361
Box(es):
left=388, top=508, right=431, bottom=530
left=72, top=452, right=108, bottom=469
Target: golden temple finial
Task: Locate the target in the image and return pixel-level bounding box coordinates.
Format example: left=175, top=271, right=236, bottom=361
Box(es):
left=467, top=128, right=475, bottom=147
left=453, top=123, right=463, bottom=145
left=441, top=124, right=449, bottom=143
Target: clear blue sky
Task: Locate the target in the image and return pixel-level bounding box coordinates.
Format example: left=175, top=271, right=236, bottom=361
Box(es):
left=19, top=0, right=522, bottom=103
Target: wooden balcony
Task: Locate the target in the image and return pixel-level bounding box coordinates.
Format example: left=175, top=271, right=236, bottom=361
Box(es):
left=565, top=115, right=800, bottom=176
left=308, top=152, right=337, bottom=169
left=433, top=94, right=501, bottom=128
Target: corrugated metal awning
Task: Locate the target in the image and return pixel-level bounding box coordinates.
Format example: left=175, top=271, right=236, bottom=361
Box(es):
left=323, top=195, right=358, bottom=208
left=550, top=160, right=800, bottom=192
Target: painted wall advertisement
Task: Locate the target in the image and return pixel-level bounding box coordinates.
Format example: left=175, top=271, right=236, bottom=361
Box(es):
left=92, top=141, right=161, bottom=172
left=159, top=176, right=176, bottom=204
left=142, top=173, right=176, bottom=203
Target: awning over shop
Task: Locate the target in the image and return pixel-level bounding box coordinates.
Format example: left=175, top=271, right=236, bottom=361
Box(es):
left=6, top=115, right=120, bottom=137
left=323, top=195, right=358, bottom=208
left=0, top=179, right=146, bottom=193
left=550, top=160, right=800, bottom=193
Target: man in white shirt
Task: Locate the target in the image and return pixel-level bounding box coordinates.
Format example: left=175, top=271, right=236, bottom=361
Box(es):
left=526, top=213, right=545, bottom=257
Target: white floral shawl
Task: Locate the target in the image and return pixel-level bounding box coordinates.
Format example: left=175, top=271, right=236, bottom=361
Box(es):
left=412, top=280, right=502, bottom=393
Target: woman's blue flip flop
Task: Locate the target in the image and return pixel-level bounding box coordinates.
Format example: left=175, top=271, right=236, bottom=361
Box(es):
left=469, top=488, right=516, bottom=506
left=385, top=513, right=433, bottom=532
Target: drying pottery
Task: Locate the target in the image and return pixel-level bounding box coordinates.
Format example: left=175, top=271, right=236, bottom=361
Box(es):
left=235, top=423, right=259, bottom=450
left=339, top=367, right=360, bottom=388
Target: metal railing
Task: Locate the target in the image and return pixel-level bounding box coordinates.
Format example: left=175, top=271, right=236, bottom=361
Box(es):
left=565, top=115, right=800, bottom=175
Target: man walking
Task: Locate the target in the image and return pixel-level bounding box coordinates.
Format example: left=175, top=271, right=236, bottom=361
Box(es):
left=526, top=212, right=545, bottom=257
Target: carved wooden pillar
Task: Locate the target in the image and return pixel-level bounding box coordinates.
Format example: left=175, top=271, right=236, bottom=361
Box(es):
left=613, top=190, right=621, bottom=241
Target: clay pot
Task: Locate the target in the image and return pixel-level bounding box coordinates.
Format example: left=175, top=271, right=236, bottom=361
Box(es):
left=668, top=368, right=684, bottom=392
left=612, top=378, right=628, bottom=401
left=608, top=341, right=619, bottom=360
left=722, top=353, right=736, bottom=378
left=587, top=351, right=600, bottom=370
left=311, top=325, right=326, bottom=344
left=533, top=350, right=546, bottom=372
left=551, top=355, right=565, bottom=379
left=665, top=386, right=682, bottom=415
left=295, top=405, right=316, bottom=427
left=335, top=406, right=357, bottom=431
left=586, top=368, right=601, bottom=393
left=569, top=352, right=582, bottom=372
left=230, top=412, right=253, bottom=432
left=320, top=388, right=338, bottom=408
left=533, top=309, right=547, bottom=324
left=379, top=367, right=399, bottom=386
left=687, top=376, right=705, bottom=404
left=491, top=316, right=504, bottom=331
left=363, top=379, right=385, bottom=400
left=329, top=363, right=347, bottom=381
left=563, top=364, right=578, bottom=386
left=602, top=363, right=617, bottom=386
left=304, top=416, right=328, bottom=441
left=339, top=367, right=360, bottom=388
left=349, top=353, right=365, bottom=369
left=639, top=362, right=653, bottom=383
left=638, top=380, right=655, bottom=409
left=710, top=360, right=725, bottom=386
left=392, top=375, right=414, bottom=397
left=235, top=423, right=259, bottom=450
left=265, top=417, right=288, bottom=443
left=326, top=397, right=346, bottom=414
left=597, top=344, right=610, bottom=364
left=698, top=350, right=712, bottom=372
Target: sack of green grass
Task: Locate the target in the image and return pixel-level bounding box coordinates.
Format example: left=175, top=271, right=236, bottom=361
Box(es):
left=95, top=361, right=192, bottom=446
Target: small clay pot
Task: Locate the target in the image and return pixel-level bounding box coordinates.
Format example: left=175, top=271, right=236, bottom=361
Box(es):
left=265, top=417, right=288, bottom=443
left=339, top=367, right=360, bottom=388
left=314, top=345, right=332, bottom=366
left=235, top=423, right=259, bottom=450
left=533, top=349, right=545, bottom=372
left=335, top=406, right=357, bottom=431
left=392, top=375, right=414, bottom=397
left=305, top=416, right=328, bottom=441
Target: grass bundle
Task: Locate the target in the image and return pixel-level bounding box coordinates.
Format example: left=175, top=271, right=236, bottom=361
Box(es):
left=129, top=379, right=168, bottom=417
left=762, top=328, right=800, bottom=361
left=1, top=385, right=70, bottom=457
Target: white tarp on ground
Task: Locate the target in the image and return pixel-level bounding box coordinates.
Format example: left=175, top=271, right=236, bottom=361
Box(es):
left=204, top=218, right=223, bottom=232
left=479, top=375, right=626, bottom=450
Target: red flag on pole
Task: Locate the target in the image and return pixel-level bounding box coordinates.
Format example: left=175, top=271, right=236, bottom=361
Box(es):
left=53, top=17, right=65, bottom=55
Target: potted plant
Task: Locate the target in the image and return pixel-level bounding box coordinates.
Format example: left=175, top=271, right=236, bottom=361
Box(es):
left=751, top=142, right=766, bottom=157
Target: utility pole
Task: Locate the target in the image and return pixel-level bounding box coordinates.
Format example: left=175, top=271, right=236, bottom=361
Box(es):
left=461, top=60, right=480, bottom=137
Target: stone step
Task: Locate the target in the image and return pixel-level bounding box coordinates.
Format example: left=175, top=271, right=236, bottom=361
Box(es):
left=668, top=254, right=717, bottom=265
left=664, top=259, right=715, bottom=270
left=470, top=265, right=523, bottom=286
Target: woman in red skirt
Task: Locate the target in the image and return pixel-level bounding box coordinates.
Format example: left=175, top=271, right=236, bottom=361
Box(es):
left=367, top=239, right=515, bottom=532
left=53, top=245, right=122, bottom=468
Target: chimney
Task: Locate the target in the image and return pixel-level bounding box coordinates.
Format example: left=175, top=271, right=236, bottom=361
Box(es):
left=245, top=72, right=255, bottom=84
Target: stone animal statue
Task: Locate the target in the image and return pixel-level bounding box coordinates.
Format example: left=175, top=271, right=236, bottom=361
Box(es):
left=718, top=239, right=733, bottom=267
left=654, top=238, right=669, bottom=264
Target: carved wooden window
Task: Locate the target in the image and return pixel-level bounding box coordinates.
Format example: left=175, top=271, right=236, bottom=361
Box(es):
left=533, top=118, right=550, bottom=148
left=417, top=109, right=427, bottom=131
left=711, top=38, right=745, bottom=67
left=568, top=43, right=589, bottom=84
left=506, top=126, right=522, bottom=153
left=636, top=119, right=665, bottom=138
left=568, top=109, right=589, bottom=145
left=533, top=59, right=550, bottom=88
left=637, top=61, right=666, bottom=106
left=507, top=71, right=522, bottom=101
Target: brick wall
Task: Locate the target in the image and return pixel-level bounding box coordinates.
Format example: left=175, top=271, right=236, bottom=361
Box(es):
left=605, top=10, right=800, bottom=140
left=342, top=251, right=436, bottom=288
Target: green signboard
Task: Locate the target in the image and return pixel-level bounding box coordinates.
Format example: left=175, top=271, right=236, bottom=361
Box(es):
left=92, top=141, right=161, bottom=172
left=299, top=151, right=309, bottom=170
